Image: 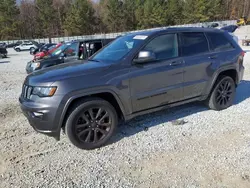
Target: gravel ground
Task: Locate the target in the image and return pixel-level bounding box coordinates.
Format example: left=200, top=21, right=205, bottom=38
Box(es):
left=0, top=48, right=250, bottom=188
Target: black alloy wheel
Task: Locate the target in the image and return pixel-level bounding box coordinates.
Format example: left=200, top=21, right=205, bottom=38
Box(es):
left=208, top=76, right=236, bottom=110
left=65, top=98, right=118, bottom=150
left=75, top=107, right=112, bottom=143
left=215, top=79, right=234, bottom=107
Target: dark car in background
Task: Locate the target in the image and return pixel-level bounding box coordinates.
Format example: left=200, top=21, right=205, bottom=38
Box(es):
left=26, top=38, right=114, bottom=73
left=20, top=28, right=245, bottom=150
left=0, top=46, right=7, bottom=58
left=0, top=42, right=7, bottom=48
left=6, top=41, right=22, bottom=48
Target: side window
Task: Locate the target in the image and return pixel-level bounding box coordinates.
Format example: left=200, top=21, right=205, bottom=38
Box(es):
left=143, top=34, right=178, bottom=60
left=180, top=32, right=209, bottom=56
left=64, top=43, right=78, bottom=57
left=206, top=32, right=234, bottom=52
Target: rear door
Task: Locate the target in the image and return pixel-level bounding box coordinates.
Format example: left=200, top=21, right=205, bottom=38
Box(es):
left=20, top=44, right=26, bottom=50
left=179, top=32, right=212, bottom=99
left=25, top=43, right=33, bottom=50
left=129, top=33, right=185, bottom=112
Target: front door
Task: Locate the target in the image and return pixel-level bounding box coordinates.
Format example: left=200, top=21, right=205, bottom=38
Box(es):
left=21, top=44, right=30, bottom=50
left=129, top=33, right=185, bottom=112
left=63, top=42, right=80, bottom=64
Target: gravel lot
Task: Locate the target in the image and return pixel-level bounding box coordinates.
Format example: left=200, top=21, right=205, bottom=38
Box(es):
left=0, top=48, right=250, bottom=188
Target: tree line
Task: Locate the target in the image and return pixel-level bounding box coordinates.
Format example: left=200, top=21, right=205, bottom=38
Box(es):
left=0, top=0, right=250, bottom=40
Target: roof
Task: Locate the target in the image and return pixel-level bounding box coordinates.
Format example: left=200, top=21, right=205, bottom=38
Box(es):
left=71, top=38, right=114, bottom=43
left=126, top=27, right=223, bottom=37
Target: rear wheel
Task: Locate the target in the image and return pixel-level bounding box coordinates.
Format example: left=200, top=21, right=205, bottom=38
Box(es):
left=65, top=98, right=118, bottom=150
left=207, top=76, right=236, bottom=111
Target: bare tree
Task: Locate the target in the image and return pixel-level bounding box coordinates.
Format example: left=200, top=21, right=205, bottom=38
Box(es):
left=19, top=0, right=38, bottom=39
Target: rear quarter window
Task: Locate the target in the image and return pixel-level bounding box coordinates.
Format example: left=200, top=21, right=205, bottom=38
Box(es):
left=179, top=32, right=209, bottom=56
left=206, top=32, right=234, bottom=52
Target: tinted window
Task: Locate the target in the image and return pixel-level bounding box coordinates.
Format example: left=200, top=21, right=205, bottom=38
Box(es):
left=180, top=32, right=209, bottom=56
left=206, top=32, right=234, bottom=52
left=143, top=34, right=178, bottom=60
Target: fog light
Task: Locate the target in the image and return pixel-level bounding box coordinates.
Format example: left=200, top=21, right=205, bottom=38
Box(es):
left=33, top=112, right=43, bottom=117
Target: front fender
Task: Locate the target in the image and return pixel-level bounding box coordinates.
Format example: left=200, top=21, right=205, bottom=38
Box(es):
left=55, top=87, right=128, bottom=130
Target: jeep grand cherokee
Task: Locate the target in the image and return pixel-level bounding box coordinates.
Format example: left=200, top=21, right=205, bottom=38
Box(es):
left=19, top=27, right=245, bottom=150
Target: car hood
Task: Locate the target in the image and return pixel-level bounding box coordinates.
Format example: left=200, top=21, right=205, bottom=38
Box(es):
left=34, top=54, right=59, bottom=62
left=26, top=60, right=110, bottom=85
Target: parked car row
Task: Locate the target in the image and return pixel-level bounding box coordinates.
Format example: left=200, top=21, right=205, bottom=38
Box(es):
left=19, top=27, right=245, bottom=150
left=26, top=38, right=114, bottom=73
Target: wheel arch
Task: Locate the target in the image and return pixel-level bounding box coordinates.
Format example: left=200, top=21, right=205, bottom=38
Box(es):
left=205, top=68, right=238, bottom=99
left=59, top=90, right=126, bottom=129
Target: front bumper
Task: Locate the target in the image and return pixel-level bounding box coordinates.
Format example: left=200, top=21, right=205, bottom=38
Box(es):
left=0, top=53, right=7, bottom=57
left=19, top=96, right=62, bottom=140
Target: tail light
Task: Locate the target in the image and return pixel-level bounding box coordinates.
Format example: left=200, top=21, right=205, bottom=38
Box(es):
left=241, top=51, right=246, bottom=57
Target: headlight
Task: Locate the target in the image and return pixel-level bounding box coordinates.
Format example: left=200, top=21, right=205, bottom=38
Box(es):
left=31, top=62, right=40, bottom=69
left=32, top=86, right=57, bottom=97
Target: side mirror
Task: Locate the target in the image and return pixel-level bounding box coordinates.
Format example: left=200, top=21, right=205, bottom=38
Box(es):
left=133, top=51, right=156, bottom=64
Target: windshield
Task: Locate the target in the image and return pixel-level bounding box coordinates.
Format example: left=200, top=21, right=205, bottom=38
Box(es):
left=48, top=45, right=56, bottom=50
left=91, top=34, right=147, bottom=62
left=50, top=43, right=71, bottom=56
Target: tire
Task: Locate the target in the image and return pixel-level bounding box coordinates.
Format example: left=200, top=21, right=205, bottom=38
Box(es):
left=15, top=48, right=21, bottom=52
left=207, top=76, right=236, bottom=111
left=30, top=47, right=35, bottom=52
left=65, top=98, right=118, bottom=150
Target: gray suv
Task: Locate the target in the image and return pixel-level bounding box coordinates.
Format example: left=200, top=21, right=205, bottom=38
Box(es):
left=19, top=28, right=245, bottom=150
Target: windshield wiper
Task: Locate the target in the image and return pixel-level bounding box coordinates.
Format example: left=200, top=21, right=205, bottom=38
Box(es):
left=88, top=59, right=100, bottom=62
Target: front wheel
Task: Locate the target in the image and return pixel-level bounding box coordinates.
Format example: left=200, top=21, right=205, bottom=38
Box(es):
left=207, top=76, right=236, bottom=111
left=15, top=48, right=21, bottom=52
left=65, top=98, right=118, bottom=150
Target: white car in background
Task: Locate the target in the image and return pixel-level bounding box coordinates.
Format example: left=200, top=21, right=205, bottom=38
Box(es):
left=14, top=42, right=37, bottom=52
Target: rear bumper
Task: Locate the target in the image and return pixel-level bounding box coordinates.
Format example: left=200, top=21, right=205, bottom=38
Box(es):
left=19, top=96, right=62, bottom=140
left=238, top=65, right=245, bottom=84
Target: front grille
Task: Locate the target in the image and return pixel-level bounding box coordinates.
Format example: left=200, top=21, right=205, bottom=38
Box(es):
left=22, top=84, right=33, bottom=99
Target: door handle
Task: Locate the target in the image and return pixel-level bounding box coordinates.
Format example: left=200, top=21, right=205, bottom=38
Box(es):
left=170, top=61, right=183, bottom=66
left=208, top=55, right=217, bottom=59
